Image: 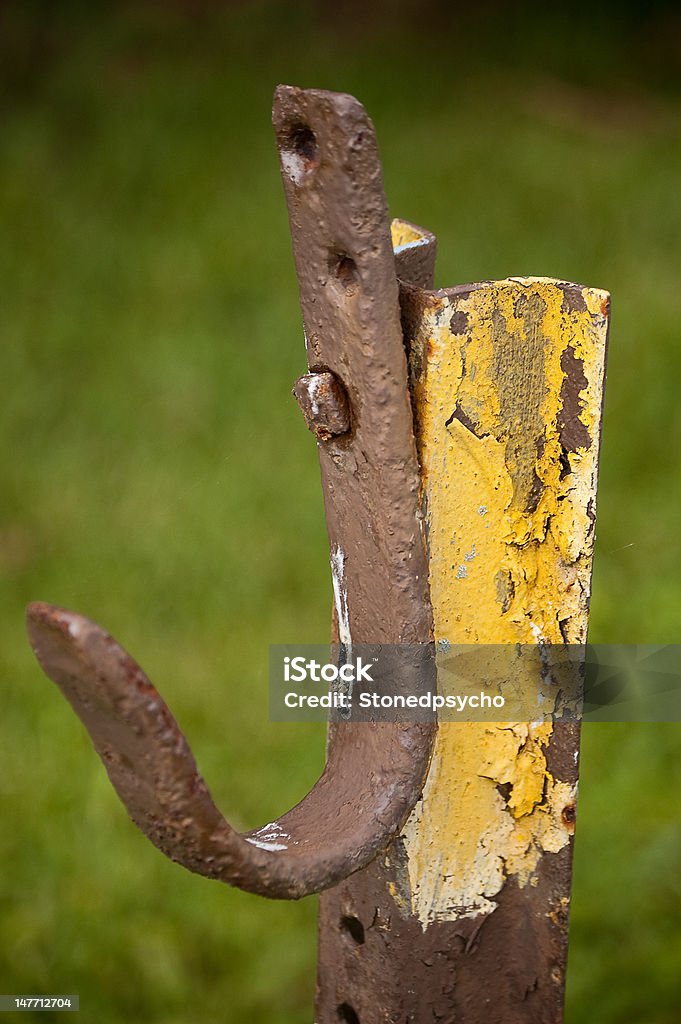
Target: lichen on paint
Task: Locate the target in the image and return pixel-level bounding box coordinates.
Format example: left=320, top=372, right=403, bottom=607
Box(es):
left=397, top=277, right=608, bottom=928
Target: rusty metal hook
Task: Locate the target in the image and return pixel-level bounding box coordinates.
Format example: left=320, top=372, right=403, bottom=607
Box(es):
left=26, top=86, right=436, bottom=900
left=26, top=602, right=432, bottom=899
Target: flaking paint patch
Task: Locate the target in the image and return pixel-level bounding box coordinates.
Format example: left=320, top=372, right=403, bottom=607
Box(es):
left=398, top=278, right=608, bottom=928
left=280, top=149, right=307, bottom=186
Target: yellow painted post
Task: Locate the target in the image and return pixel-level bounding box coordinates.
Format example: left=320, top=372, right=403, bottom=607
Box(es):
left=317, top=219, right=609, bottom=1019
left=402, top=274, right=609, bottom=1011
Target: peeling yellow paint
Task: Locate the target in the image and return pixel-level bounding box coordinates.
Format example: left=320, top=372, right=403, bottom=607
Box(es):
left=391, top=218, right=429, bottom=249
left=398, top=278, right=608, bottom=927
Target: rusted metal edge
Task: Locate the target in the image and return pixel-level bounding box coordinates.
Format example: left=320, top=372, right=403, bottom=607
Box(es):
left=25, top=87, right=437, bottom=902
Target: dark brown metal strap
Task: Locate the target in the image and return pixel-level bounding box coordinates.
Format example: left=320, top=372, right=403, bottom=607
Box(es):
left=273, top=85, right=433, bottom=647
left=315, top=216, right=441, bottom=1024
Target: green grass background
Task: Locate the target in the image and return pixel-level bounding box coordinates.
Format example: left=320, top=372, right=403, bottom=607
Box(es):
left=2, top=2, right=681, bottom=1021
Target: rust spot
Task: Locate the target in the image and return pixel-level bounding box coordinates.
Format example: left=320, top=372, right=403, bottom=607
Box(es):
left=558, top=346, right=591, bottom=453
left=449, top=310, right=469, bottom=334
left=558, top=444, right=571, bottom=480
left=561, top=803, right=576, bottom=829
left=548, top=896, right=570, bottom=929
left=490, top=298, right=550, bottom=517
left=560, top=286, right=587, bottom=314
left=525, top=469, right=545, bottom=514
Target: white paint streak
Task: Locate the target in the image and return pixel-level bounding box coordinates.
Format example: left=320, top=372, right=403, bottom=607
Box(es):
left=330, top=545, right=351, bottom=646
left=246, top=820, right=290, bottom=852
left=393, top=237, right=429, bottom=254
left=245, top=837, right=288, bottom=852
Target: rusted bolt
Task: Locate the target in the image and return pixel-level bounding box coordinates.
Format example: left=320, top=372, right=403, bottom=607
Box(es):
left=292, top=371, right=351, bottom=440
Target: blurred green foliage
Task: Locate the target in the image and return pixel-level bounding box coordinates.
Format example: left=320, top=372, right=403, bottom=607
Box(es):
left=1, top=3, right=681, bottom=1021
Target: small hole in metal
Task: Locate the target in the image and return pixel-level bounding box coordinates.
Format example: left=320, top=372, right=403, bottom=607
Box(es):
left=340, top=914, right=365, bottom=945
left=562, top=803, right=576, bottom=826
left=337, top=1004, right=360, bottom=1024
left=280, top=122, right=319, bottom=184
left=329, top=253, right=359, bottom=290
left=289, top=123, right=318, bottom=164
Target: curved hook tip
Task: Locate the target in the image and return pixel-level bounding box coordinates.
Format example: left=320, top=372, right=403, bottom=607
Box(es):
left=25, top=602, right=435, bottom=899
left=26, top=602, right=98, bottom=688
